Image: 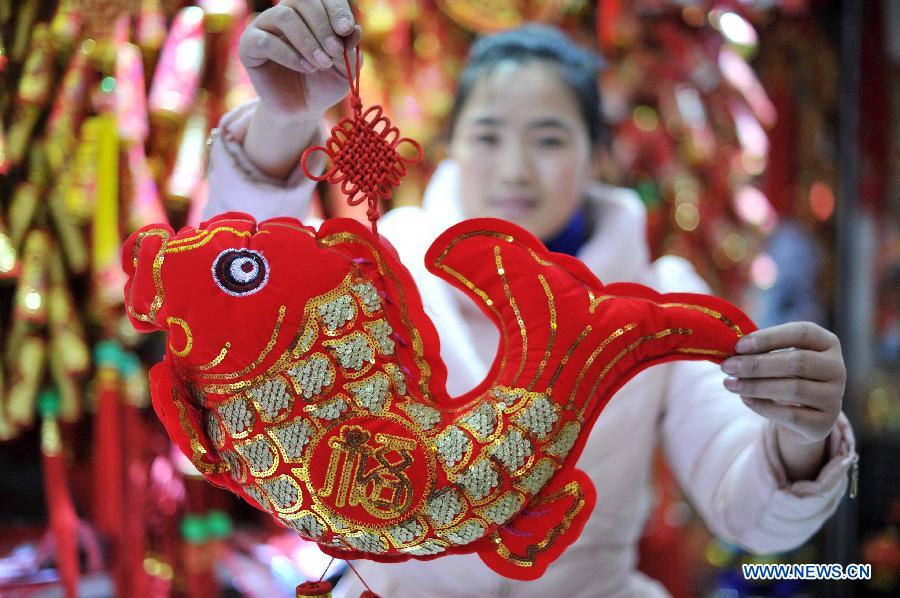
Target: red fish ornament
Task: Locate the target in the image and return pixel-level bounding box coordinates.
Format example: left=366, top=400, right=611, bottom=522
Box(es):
left=123, top=212, right=756, bottom=580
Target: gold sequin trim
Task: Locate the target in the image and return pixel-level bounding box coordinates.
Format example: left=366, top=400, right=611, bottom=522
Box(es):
left=216, top=395, right=255, bottom=438
left=268, top=418, right=313, bottom=463
left=166, top=317, right=193, bottom=357
left=435, top=426, right=471, bottom=470
left=324, top=331, right=375, bottom=372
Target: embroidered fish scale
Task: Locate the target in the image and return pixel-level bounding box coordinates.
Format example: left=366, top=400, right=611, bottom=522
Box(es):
left=217, top=398, right=255, bottom=435
left=401, top=402, right=441, bottom=430
left=435, top=426, right=471, bottom=468
left=352, top=281, right=383, bottom=313
left=488, top=429, right=533, bottom=473
left=288, top=354, right=334, bottom=399
left=250, top=378, right=293, bottom=419
left=545, top=421, right=581, bottom=458
left=260, top=475, right=302, bottom=511
left=455, top=459, right=500, bottom=501
left=343, top=532, right=388, bottom=554
left=479, top=492, right=524, bottom=525
left=365, top=319, right=396, bottom=355
left=318, top=294, right=356, bottom=331
left=517, top=458, right=557, bottom=495
left=236, top=437, right=277, bottom=476
left=513, top=395, right=558, bottom=440
left=312, top=397, right=348, bottom=421
left=425, top=489, right=464, bottom=527
left=385, top=363, right=408, bottom=395
left=243, top=483, right=269, bottom=510
left=270, top=419, right=313, bottom=460
left=442, top=520, right=486, bottom=545
left=387, top=520, right=424, bottom=545
left=347, top=373, right=391, bottom=413
left=460, top=402, right=498, bottom=441
left=403, top=540, right=447, bottom=556
left=205, top=411, right=225, bottom=448
left=281, top=513, right=326, bottom=539
left=325, top=332, right=375, bottom=370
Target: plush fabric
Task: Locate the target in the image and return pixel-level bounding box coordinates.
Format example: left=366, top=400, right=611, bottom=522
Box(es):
left=123, top=211, right=756, bottom=580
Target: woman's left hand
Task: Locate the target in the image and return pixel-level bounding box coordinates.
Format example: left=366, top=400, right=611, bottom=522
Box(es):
left=720, top=322, right=846, bottom=446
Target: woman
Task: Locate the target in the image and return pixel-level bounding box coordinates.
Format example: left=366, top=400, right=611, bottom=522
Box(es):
left=204, top=2, right=856, bottom=596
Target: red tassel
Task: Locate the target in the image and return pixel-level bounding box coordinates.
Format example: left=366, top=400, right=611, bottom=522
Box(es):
left=40, top=400, right=79, bottom=597
left=91, top=365, right=124, bottom=538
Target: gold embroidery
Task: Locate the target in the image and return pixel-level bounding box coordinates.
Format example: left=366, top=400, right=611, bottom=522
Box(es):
left=545, top=326, right=592, bottom=396
left=528, top=274, right=557, bottom=390
left=455, top=458, right=500, bottom=502
left=318, top=293, right=356, bottom=333
left=514, top=458, right=557, bottom=495
left=512, top=396, right=558, bottom=441
left=249, top=375, right=294, bottom=423
left=318, top=426, right=417, bottom=520
left=267, top=418, right=313, bottom=463
left=568, top=323, right=637, bottom=406
left=364, top=319, right=395, bottom=355
left=197, top=306, right=287, bottom=380
left=425, top=488, right=465, bottom=528
left=216, top=395, right=255, bottom=438
left=127, top=227, right=170, bottom=326
left=166, top=317, right=193, bottom=357
left=494, top=246, right=527, bottom=384
left=660, top=302, right=745, bottom=337
left=197, top=342, right=230, bottom=371
left=172, top=385, right=229, bottom=475
left=488, top=428, right=533, bottom=473
left=434, top=426, right=472, bottom=471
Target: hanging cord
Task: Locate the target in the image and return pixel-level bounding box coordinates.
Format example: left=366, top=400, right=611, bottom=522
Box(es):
left=318, top=556, right=335, bottom=582
left=345, top=559, right=377, bottom=596
left=301, top=45, right=423, bottom=235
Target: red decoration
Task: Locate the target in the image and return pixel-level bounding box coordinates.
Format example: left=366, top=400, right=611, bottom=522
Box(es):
left=123, top=212, right=755, bottom=580
left=301, top=48, right=422, bottom=234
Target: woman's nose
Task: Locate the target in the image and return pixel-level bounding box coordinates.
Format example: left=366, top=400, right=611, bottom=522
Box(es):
left=497, top=141, right=532, bottom=186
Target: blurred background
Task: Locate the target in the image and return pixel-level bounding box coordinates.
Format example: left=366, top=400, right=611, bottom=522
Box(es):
left=0, top=0, right=897, bottom=596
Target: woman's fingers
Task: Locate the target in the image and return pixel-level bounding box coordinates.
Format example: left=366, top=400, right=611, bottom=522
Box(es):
left=721, top=349, right=835, bottom=382
left=723, top=376, right=834, bottom=410
left=255, top=5, right=327, bottom=71
left=322, top=0, right=356, bottom=36
left=736, top=321, right=839, bottom=354
left=738, top=396, right=832, bottom=435
left=239, top=26, right=310, bottom=73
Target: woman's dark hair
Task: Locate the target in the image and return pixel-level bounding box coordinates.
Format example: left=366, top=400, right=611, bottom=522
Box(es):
left=447, top=24, right=607, bottom=147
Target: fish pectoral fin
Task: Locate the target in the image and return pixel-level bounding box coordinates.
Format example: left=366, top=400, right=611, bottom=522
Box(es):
left=149, top=360, right=239, bottom=494
left=478, top=467, right=597, bottom=581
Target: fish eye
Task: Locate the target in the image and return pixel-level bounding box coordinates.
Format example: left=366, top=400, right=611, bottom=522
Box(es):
left=212, top=249, right=269, bottom=296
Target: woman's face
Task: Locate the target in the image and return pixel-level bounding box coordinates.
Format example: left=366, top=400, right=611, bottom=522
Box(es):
left=449, top=61, right=598, bottom=240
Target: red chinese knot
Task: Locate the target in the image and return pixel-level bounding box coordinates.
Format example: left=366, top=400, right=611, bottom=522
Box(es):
left=301, top=47, right=422, bottom=234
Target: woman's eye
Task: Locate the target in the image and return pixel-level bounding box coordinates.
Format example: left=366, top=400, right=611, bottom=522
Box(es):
left=212, top=249, right=269, bottom=296
left=537, top=137, right=566, bottom=148
left=474, top=133, right=499, bottom=145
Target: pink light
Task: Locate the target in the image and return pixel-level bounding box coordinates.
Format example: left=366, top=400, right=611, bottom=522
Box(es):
left=809, top=181, right=835, bottom=221
left=751, top=253, right=778, bottom=289
left=734, top=185, right=778, bottom=233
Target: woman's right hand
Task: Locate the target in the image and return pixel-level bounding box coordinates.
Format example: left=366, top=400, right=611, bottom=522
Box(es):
left=239, top=0, right=361, bottom=120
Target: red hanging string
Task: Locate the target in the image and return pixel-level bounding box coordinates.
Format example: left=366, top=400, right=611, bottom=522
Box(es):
left=301, top=46, right=423, bottom=235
